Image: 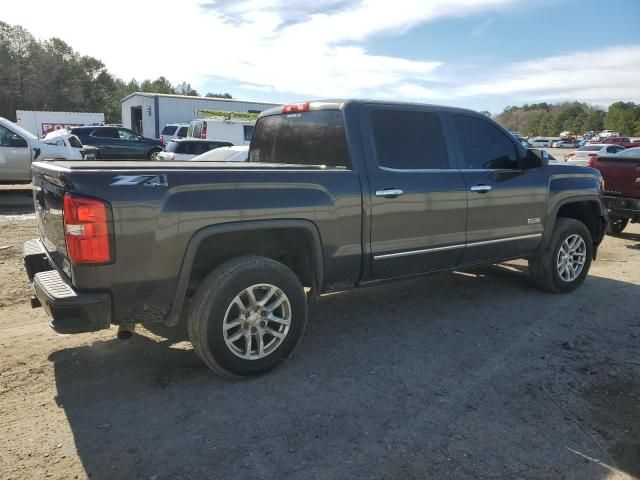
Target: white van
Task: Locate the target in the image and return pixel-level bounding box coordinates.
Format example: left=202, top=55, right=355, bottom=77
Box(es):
left=0, top=118, right=83, bottom=182
left=187, top=117, right=255, bottom=145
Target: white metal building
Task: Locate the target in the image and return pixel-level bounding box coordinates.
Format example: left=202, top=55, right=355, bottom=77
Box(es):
left=120, top=92, right=279, bottom=139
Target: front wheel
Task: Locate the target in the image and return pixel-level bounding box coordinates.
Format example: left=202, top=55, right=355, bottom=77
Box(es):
left=606, top=216, right=628, bottom=236
left=188, top=256, right=307, bottom=377
left=529, top=218, right=593, bottom=293
left=148, top=148, right=162, bottom=161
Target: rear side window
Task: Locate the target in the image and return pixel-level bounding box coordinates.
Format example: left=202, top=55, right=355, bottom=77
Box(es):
left=249, top=110, right=349, bottom=168
left=162, top=125, right=178, bottom=135
left=177, top=126, right=188, bottom=137
left=91, top=128, right=119, bottom=139
left=370, top=109, right=448, bottom=169
left=452, top=115, right=518, bottom=169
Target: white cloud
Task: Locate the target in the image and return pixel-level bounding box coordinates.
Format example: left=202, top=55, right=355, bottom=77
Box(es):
left=3, top=0, right=638, bottom=110
left=2, top=0, right=518, bottom=101
left=455, top=45, right=640, bottom=106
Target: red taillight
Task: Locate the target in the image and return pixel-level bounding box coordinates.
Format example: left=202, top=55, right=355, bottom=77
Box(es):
left=282, top=101, right=310, bottom=113
left=201, top=123, right=207, bottom=139
left=63, top=194, right=111, bottom=264
left=160, top=135, right=165, bottom=144
left=587, top=154, right=598, bottom=168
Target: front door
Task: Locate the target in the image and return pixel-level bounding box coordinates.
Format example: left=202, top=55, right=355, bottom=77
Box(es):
left=447, top=112, right=547, bottom=264
left=0, top=124, right=32, bottom=181
left=361, top=105, right=468, bottom=279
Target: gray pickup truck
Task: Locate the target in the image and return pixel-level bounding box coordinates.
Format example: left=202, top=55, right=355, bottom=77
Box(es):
left=24, top=100, right=607, bottom=377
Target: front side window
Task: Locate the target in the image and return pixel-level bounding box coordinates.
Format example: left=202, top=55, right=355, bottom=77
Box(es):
left=177, top=126, right=188, bottom=137
left=118, top=128, right=139, bottom=141
left=0, top=125, right=18, bottom=147
left=370, top=109, right=448, bottom=169
left=250, top=110, right=349, bottom=168
left=452, top=115, right=518, bottom=169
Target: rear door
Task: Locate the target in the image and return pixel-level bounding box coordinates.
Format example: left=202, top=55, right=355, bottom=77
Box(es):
left=361, top=104, right=467, bottom=279
left=447, top=113, right=546, bottom=264
left=90, top=127, right=120, bottom=158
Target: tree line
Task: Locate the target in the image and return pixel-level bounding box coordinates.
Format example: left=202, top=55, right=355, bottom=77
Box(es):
left=0, top=23, right=232, bottom=124
left=493, top=101, right=640, bottom=137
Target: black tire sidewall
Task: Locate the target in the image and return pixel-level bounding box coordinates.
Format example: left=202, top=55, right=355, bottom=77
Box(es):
left=195, top=260, right=307, bottom=376
left=607, top=216, right=628, bottom=235
left=549, top=221, right=593, bottom=293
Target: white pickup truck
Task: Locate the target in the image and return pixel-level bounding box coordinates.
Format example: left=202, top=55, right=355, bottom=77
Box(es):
left=0, top=117, right=85, bottom=183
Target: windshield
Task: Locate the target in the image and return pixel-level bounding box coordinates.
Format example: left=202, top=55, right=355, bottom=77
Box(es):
left=194, top=147, right=248, bottom=162
left=615, top=147, right=640, bottom=157
left=578, top=145, right=603, bottom=151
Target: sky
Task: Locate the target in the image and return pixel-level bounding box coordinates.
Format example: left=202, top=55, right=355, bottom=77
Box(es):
left=4, top=0, right=640, bottom=113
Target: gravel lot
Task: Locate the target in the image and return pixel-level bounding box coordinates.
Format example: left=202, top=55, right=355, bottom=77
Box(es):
left=0, top=189, right=639, bottom=480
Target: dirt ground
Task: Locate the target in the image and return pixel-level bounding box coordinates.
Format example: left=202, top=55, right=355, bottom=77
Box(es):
left=0, top=196, right=639, bottom=479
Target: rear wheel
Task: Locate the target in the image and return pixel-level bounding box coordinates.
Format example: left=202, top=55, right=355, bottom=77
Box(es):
left=188, top=256, right=307, bottom=377
left=606, top=216, right=628, bottom=236
left=529, top=218, right=593, bottom=293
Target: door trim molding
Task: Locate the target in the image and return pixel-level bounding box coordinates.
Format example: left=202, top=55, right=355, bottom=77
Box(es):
left=373, top=233, right=542, bottom=260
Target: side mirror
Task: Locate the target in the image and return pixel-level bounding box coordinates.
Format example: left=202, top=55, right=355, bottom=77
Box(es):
left=9, top=135, right=28, bottom=148
left=523, top=149, right=549, bottom=169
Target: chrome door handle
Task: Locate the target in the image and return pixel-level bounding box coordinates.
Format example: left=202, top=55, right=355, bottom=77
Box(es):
left=470, top=185, right=492, bottom=193
left=375, top=188, right=404, bottom=198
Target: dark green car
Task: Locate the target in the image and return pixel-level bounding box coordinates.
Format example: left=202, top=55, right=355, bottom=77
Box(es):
left=70, top=126, right=164, bottom=160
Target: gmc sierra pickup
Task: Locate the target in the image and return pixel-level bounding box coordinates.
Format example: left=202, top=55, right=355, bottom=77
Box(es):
left=24, top=100, right=607, bottom=377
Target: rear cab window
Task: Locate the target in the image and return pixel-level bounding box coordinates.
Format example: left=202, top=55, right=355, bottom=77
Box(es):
left=162, top=125, right=178, bottom=135
left=249, top=110, right=349, bottom=168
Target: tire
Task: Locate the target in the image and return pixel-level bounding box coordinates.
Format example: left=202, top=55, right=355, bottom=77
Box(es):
left=188, top=256, right=307, bottom=378
left=528, top=218, right=593, bottom=293
left=606, top=216, right=628, bottom=236
left=148, top=148, right=162, bottom=161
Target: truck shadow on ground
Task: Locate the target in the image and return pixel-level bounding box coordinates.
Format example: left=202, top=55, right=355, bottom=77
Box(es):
left=48, top=263, right=640, bottom=480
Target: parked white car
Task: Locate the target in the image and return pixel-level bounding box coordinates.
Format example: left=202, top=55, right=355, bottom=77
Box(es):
left=156, top=138, right=233, bottom=161
left=564, top=144, right=625, bottom=166
left=189, top=145, right=249, bottom=162
left=160, top=123, right=189, bottom=145
left=529, top=138, right=552, bottom=148
left=0, top=117, right=83, bottom=182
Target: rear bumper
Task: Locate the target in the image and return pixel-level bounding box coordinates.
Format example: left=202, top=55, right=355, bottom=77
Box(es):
left=23, top=239, right=111, bottom=334
left=603, top=195, right=640, bottom=219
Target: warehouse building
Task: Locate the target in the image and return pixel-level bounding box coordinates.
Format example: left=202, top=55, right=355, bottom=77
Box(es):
left=121, top=92, right=279, bottom=139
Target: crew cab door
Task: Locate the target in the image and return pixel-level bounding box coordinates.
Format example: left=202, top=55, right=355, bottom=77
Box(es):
left=446, top=113, right=546, bottom=264
left=0, top=124, right=32, bottom=182
left=361, top=105, right=467, bottom=279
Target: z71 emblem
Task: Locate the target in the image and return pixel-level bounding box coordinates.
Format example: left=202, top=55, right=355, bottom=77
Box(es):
left=527, top=217, right=542, bottom=224
left=110, top=175, right=168, bottom=187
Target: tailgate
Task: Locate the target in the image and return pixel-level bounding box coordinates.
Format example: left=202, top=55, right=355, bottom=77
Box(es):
left=32, top=166, right=70, bottom=274
left=596, top=156, right=640, bottom=198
